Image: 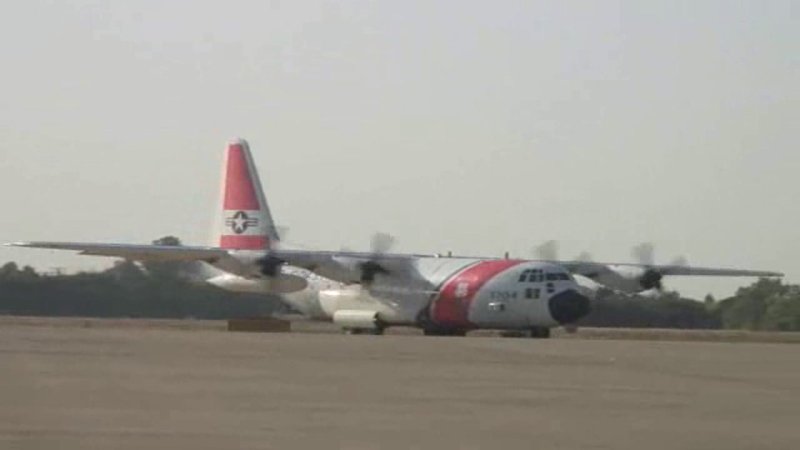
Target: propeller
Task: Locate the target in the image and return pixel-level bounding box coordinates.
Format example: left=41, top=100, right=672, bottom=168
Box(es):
left=359, top=232, right=396, bottom=283
left=534, top=240, right=559, bottom=260
left=252, top=225, right=292, bottom=277
left=370, top=232, right=395, bottom=254
left=274, top=225, right=290, bottom=244
left=630, top=242, right=687, bottom=292
left=533, top=240, right=593, bottom=262
left=631, top=242, right=655, bottom=266
left=256, top=254, right=285, bottom=277
left=670, top=255, right=689, bottom=267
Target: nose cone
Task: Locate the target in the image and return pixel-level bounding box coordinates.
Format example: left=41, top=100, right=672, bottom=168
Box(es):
left=548, top=290, right=591, bottom=324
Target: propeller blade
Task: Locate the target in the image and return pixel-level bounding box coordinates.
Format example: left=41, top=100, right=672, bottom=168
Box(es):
left=275, top=225, right=290, bottom=242
left=370, top=232, right=396, bottom=254
left=670, top=255, right=688, bottom=267
left=534, top=240, right=559, bottom=260
left=359, top=232, right=396, bottom=283
left=631, top=242, right=655, bottom=266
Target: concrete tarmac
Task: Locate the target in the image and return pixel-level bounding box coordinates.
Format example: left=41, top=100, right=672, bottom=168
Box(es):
left=1, top=319, right=798, bottom=450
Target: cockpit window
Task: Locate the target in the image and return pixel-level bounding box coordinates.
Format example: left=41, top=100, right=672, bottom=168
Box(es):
left=545, top=272, right=571, bottom=281
left=520, top=269, right=571, bottom=283
left=519, top=269, right=544, bottom=283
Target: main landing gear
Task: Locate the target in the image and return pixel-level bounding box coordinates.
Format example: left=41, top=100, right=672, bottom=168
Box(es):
left=528, top=327, right=551, bottom=338
left=422, top=328, right=467, bottom=337
left=343, top=327, right=385, bottom=335
left=500, top=327, right=552, bottom=338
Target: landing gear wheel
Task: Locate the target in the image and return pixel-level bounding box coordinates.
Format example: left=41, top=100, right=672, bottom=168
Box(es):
left=499, top=330, right=527, bottom=338
left=343, top=327, right=385, bottom=335
left=529, top=327, right=551, bottom=339
left=563, top=324, right=578, bottom=334
left=423, top=329, right=466, bottom=337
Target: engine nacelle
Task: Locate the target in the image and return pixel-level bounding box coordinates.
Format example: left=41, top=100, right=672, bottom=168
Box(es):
left=599, top=265, right=666, bottom=293
left=315, top=256, right=408, bottom=285
left=638, top=268, right=663, bottom=290
left=332, top=310, right=381, bottom=330
left=207, top=273, right=308, bottom=294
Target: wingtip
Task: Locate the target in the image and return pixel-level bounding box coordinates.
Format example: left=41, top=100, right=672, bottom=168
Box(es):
left=227, top=137, right=249, bottom=147
left=754, top=270, right=784, bottom=278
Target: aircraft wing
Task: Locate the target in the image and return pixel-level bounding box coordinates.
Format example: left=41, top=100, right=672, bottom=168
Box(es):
left=6, top=243, right=782, bottom=282
left=5, top=242, right=229, bottom=262
left=6, top=242, right=431, bottom=285
left=266, top=249, right=785, bottom=283
left=557, top=260, right=783, bottom=278
left=269, top=248, right=428, bottom=266
left=269, top=248, right=428, bottom=284
left=645, top=265, right=782, bottom=277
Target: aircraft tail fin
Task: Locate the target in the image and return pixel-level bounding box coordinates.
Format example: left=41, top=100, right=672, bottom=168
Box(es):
left=217, top=138, right=279, bottom=250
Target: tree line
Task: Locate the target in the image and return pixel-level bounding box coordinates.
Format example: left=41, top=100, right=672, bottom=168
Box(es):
left=577, top=279, right=800, bottom=332
left=0, top=246, right=797, bottom=331
left=0, top=260, right=282, bottom=320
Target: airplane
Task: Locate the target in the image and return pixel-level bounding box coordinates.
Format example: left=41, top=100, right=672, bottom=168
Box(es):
left=6, top=139, right=783, bottom=338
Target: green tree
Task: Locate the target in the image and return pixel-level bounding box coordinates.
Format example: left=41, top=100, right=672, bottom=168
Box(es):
left=760, top=286, right=800, bottom=331
left=704, top=293, right=715, bottom=309
left=0, top=262, right=19, bottom=279
left=580, top=291, right=720, bottom=329
left=715, top=278, right=791, bottom=330
left=0, top=262, right=39, bottom=281
left=104, top=260, right=147, bottom=284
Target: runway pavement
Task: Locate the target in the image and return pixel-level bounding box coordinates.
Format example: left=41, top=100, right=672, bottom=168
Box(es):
left=1, top=318, right=798, bottom=449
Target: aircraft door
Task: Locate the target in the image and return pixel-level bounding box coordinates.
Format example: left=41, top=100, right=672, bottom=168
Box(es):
left=518, top=268, right=554, bottom=327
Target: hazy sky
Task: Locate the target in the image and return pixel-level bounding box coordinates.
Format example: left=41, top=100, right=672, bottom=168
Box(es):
left=1, top=0, right=797, bottom=298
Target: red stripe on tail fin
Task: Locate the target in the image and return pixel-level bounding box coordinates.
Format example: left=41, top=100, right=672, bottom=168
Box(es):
left=220, top=235, right=268, bottom=249
left=223, top=141, right=260, bottom=211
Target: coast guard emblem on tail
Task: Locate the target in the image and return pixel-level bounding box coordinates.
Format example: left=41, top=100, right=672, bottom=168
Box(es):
left=217, top=138, right=279, bottom=250
left=226, top=211, right=259, bottom=234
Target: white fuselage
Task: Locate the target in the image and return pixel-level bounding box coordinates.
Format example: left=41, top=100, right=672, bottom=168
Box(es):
left=207, top=256, right=592, bottom=331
